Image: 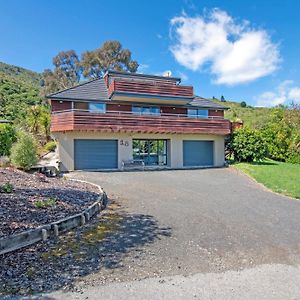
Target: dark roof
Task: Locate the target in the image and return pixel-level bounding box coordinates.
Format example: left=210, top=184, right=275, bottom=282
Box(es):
left=188, top=96, right=228, bottom=109
left=47, top=78, right=109, bottom=101
left=106, top=70, right=181, bottom=82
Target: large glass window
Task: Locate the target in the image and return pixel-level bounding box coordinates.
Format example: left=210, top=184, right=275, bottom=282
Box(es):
left=89, top=103, right=106, bottom=113
left=133, top=139, right=167, bottom=166
left=132, top=106, right=142, bottom=114
left=187, top=109, right=208, bottom=118
left=132, top=106, right=160, bottom=115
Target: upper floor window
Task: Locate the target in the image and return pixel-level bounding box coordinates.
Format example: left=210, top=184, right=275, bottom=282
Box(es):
left=187, top=109, right=208, bottom=118
left=89, top=103, right=106, bottom=113
left=132, top=106, right=160, bottom=115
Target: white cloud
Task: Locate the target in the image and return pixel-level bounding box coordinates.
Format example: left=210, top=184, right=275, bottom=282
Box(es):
left=288, top=87, right=300, bottom=102
left=255, top=80, right=300, bottom=107
left=170, top=9, right=280, bottom=85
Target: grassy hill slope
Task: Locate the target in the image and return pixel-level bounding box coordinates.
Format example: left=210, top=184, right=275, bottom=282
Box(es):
left=212, top=99, right=271, bottom=128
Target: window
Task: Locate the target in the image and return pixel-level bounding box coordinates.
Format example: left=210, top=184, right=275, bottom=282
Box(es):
left=198, top=109, right=208, bottom=118
left=150, top=107, right=160, bottom=115
left=132, top=106, right=160, bottom=115
left=133, top=139, right=168, bottom=166
left=187, top=109, right=208, bottom=118
left=187, top=109, right=197, bottom=118
left=132, top=106, right=141, bottom=114
left=89, top=103, right=106, bottom=113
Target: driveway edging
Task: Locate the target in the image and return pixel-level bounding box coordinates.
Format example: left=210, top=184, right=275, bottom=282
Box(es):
left=0, top=179, right=107, bottom=255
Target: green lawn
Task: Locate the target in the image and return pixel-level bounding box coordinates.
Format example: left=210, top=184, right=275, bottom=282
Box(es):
left=232, top=160, right=300, bottom=199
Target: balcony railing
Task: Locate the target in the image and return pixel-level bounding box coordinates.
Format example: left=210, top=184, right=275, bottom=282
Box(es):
left=51, top=109, right=231, bottom=135
left=108, top=79, right=194, bottom=98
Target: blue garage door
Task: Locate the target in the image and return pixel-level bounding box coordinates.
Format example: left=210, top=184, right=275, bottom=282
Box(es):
left=183, top=141, right=214, bottom=167
left=74, top=139, right=118, bottom=170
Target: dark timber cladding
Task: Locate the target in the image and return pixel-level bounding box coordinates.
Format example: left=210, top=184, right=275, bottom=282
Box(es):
left=74, top=140, right=118, bottom=170
left=183, top=141, right=214, bottom=166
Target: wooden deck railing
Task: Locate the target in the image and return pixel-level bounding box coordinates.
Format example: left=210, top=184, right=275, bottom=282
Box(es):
left=108, top=79, right=194, bottom=98
left=51, top=110, right=231, bottom=135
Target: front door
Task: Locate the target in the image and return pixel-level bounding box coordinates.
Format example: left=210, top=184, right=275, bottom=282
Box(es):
left=133, top=139, right=168, bottom=166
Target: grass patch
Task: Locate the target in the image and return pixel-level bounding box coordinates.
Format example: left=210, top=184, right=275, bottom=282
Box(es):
left=232, top=160, right=300, bottom=199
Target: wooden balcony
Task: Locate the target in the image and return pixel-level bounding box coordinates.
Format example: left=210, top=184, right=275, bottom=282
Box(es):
left=51, top=110, right=231, bottom=135
left=108, top=79, right=194, bottom=99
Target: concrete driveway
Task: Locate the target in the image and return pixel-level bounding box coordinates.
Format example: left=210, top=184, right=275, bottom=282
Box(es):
left=48, top=168, right=300, bottom=299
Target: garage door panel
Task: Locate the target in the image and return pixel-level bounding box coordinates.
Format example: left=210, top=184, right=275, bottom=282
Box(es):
left=74, top=140, right=118, bottom=170
left=183, top=141, right=214, bottom=167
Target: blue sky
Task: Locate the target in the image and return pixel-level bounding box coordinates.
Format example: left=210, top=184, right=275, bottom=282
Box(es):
left=1, top=0, right=300, bottom=106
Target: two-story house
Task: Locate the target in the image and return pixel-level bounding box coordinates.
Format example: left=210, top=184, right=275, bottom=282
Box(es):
left=48, top=71, right=231, bottom=171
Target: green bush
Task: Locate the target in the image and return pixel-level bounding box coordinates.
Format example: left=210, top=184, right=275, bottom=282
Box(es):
left=10, top=132, right=38, bottom=170
left=44, top=140, right=56, bottom=152
left=240, top=101, right=247, bottom=108
left=261, top=107, right=300, bottom=163
left=34, top=197, right=56, bottom=209
left=0, top=182, right=14, bottom=193
left=0, top=124, right=16, bottom=156
left=232, top=127, right=268, bottom=162
left=286, top=133, right=300, bottom=164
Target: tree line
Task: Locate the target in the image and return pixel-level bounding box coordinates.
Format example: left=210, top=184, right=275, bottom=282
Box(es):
left=42, top=40, right=139, bottom=95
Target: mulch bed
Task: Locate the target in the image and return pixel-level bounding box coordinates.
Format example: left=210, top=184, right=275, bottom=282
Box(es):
left=0, top=167, right=100, bottom=238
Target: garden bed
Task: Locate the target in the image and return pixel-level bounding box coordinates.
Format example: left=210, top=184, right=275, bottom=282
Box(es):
left=0, top=168, right=100, bottom=238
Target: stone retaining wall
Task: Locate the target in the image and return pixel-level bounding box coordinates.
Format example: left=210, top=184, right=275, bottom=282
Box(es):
left=0, top=182, right=107, bottom=255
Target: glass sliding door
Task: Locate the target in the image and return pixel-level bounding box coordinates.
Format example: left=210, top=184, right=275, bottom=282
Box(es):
left=133, top=139, right=168, bottom=166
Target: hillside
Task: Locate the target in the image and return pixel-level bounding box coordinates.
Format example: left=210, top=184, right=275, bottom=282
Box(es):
left=212, top=99, right=271, bottom=128
left=0, top=62, right=43, bottom=121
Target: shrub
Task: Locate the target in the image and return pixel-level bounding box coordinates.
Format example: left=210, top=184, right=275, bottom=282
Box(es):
left=0, top=124, right=17, bottom=156
left=240, top=101, right=247, bottom=108
left=286, top=133, right=300, bottom=164
left=34, top=197, right=56, bottom=209
left=10, top=132, right=38, bottom=170
left=0, top=182, right=14, bottom=193
left=44, top=140, right=56, bottom=152
left=261, top=108, right=299, bottom=163
left=287, top=154, right=300, bottom=164
left=232, top=127, right=268, bottom=162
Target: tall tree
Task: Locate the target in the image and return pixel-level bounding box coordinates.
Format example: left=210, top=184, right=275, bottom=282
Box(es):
left=81, top=41, right=139, bottom=79
left=42, top=50, right=81, bottom=95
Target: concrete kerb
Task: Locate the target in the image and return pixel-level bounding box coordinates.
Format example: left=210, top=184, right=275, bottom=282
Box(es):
left=0, top=179, right=107, bottom=256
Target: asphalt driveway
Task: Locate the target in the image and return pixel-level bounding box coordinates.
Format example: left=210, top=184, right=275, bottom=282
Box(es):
left=49, top=168, right=300, bottom=299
